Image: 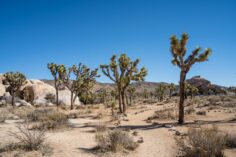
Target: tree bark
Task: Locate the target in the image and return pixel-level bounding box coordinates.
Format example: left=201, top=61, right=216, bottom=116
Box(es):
left=129, top=95, right=132, bottom=106
left=121, top=91, right=126, bottom=113
left=55, top=80, right=59, bottom=111
left=125, top=92, right=129, bottom=106
left=169, top=90, right=172, bottom=99
left=12, top=92, right=15, bottom=107
left=179, top=70, right=186, bottom=124
left=70, top=91, right=74, bottom=110
left=118, top=89, right=123, bottom=113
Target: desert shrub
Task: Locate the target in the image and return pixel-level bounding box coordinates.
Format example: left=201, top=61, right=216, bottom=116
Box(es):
left=76, top=105, right=86, bottom=110
left=143, top=99, right=157, bottom=104
left=177, top=126, right=226, bottom=157
left=95, top=129, right=138, bottom=153
left=147, top=108, right=175, bottom=121
left=67, top=112, right=82, bottom=119
left=44, top=93, right=55, bottom=103
left=196, top=110, right=206, bottom=116
left=8, top=124, right=46, bottom=151
left=27, top=108, right=68, bottom=130
left=95, top=123, right=108, bottom=133
left=94, top=112, right=104, bottom=119
left=226, top=133, right=236, bottom=148
left=208, top=96, right=221, bottom=104
left=185, top=106, right=195, bottom=115
left=0, top=110, right=8, bottom=123
left=10, top=106, right=35, bottom=119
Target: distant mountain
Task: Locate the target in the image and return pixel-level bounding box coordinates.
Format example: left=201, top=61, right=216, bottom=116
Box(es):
left=41, top=75, right=228, bottom=95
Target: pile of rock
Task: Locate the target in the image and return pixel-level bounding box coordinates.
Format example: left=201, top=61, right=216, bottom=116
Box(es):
left=0, top=74, right=81, bottom=107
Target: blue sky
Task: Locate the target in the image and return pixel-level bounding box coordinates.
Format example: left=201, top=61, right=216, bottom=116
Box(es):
left=0, top=0, right=235, bottom=86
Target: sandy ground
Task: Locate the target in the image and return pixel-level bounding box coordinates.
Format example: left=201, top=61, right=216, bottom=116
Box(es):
left=0, top=97, right=236, bottom=157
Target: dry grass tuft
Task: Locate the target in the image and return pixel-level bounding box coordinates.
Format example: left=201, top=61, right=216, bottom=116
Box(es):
left=0, top=111, right=7, bottom=123
left=147, top=108, right=176, bottom=121
left=196, top=110, right=206, bottom=116
left=95, top=129, right=138, bottom=153
left=226, top=133, right=236, bottom=148
left=8, top=124, right=47, bottom=151
left=185, top=106, right=195, bottom=115
left=27, top=108, right=68, bottom=130
left=176, top=125, right=226, bottom=157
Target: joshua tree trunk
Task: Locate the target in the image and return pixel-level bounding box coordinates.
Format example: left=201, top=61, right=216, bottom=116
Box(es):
left=179, top=70, right=186, bottom=124
left=129, top=95, right=132, bottom=106
left=56, top=87, right=59, bottom=111
left=70, top=91, right=74, bottom=110
left=118, top=89, right=123, bottom=113
left=11, top=92, right=15, bottom=107
left=125, top=92, right=129, bottom=106
left=121, top=91, right=126, bottom=113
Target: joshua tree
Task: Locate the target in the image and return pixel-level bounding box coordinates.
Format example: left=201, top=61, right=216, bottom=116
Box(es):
left=98, top=89, right=108, bottom=104
left=189, top=85, right=199, bottom=99
left=127, top=86, right=136, bottom=106
left=184, top=82, right=191, bottom=99
left=48, top=63, right=64, bottom=110
left=155, top=84, right=167, bottom=102
left=229, top=86, right=236, bottom=96
left=4, top=72, right=26, bottom=107
left=142, top=89, right=149, bottom=99
left=110, top=88, right=118, bottom=101
left=59, top=63, right=99, bottom=110
left=100, top=54, right=147, bottom=113
left=170, top=33, right=211, bottom=124
left=168, top=83, right=176, bottom=99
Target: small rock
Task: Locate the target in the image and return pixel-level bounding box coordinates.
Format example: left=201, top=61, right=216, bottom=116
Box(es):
left=169, top=127, right=176, bottom=131
left=12, top=115, right=20, bottom=120
left=137, top=137, right=144, bottom=143
left=164, top=125, right=173, bottom=128
left=132, top=131, right=138, bottom=136
left=123, top=118, right=129, bottom=122
left=175, top=131, right=181, bottom=136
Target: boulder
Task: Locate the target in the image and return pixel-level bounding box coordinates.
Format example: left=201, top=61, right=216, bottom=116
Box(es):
left=0, top=74, right=6, bottom=84
left=22, top=79, right=81, bottom=107
left=22, top=80, right=55, bottom=102
left=1, top=92, right=31, bottom=107
left=186, top=76, right=227, bottom=95
left=33, top=98, right=51, bottom=107
left=58, top=89, right=81, bottom=106
left=0, top=84, right=6, bottom=97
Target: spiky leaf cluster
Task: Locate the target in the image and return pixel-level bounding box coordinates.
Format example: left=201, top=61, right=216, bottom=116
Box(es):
left=100, top=53, right=147, bottom=113
left=170, top=33, right=211, bottom=72
left=100, top=54, right=147, bottom=90
left=47, top=63, right=65, bottom=87
left=4, top=72, right=26, bottom=93
left=59, top=63, right=99, bottom=96
left=155, top=84, right=167, bottom=101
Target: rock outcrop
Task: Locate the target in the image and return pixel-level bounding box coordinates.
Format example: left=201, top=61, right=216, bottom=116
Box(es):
left=22, top=80, right=81, bottom=106
left=0, top=76, right=81, bottom=107
left=186, top=76, right=227, bottom=95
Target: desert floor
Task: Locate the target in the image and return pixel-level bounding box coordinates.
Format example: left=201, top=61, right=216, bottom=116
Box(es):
left=0, top=96, right=236, bottom=157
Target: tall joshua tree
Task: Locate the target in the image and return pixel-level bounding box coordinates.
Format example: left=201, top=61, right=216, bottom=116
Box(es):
left=59, top=63, right=99, bottom=110
left=190, top=86, right=199, bottom=99
left=4, top=72, right=26, bottom=107
left=48, top=63, right=64, bottom=110
left=127, top=86, right=136, bottom=106
left=170, top=33, right=211, bottom=124
left=168, top=83, right=176, bottom=99
left=156, top=84, right=167, bottom=102
left=100, top=54, right=147, bottom=113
